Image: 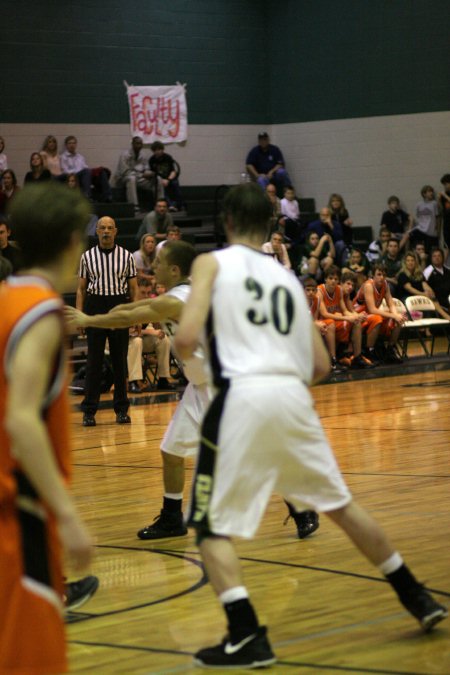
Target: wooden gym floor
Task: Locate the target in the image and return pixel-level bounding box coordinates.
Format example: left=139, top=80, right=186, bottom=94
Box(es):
left=67, top=362, right=450, bottom=674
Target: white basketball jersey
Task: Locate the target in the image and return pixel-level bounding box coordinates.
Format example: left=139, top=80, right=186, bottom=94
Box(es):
left=208, top=245, right=314, bottom=383
left=163, top=284, right=209, bottom=385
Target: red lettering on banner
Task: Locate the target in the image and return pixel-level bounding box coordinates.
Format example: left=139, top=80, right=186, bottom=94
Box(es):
left=129, top=92, right=182, bottom=139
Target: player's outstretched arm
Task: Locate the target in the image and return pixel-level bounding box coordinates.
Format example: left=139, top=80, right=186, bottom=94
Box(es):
left=64, top=295, right=183, bottom=331
left=5, top=314, right=93, bottom=571
left=175, top=253, right=218, bottom=359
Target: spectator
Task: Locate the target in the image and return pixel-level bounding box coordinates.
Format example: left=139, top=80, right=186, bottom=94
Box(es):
left=403, top=185, right=440, bottom=253
left=413, top=241, right=429, bottom=271
left=40, top=135, right=64, bottom=179
left=396, top=252, right=450, bottom=319
left=65, top=173, right=98, bottom=237
left=76, top=216, right=138, bottom=427
left=127, top=282, right=174, bottom=393
left=306, top=207, right=346, bottom=266
left=328, top=193, right=353, bottom=246
left=438, top=173, right=450, bottom=252
left=114, top=136, right=155, bottom=214
left=246, top=132, right=291, bottom=195
left=262, top=231, right=291, bottom=269
left=280, top=186, right=303, bottom=243
left=298, top=230, right=335, bottom=279
left=380, top=195, right=412, bottom=242
left=341, top=248, right=370, bottom=290
left=366, top=226, right=391, bottom=263
left=149, top=141, right=183, bottom=211
left=423, top=248, right=450, bottom=310
left=0, top=136, right=8, bottom=174
left=0, top=254, right=12, bottom=282
left=353, top=263, right=405, bottom=363
left=0, top=219, right=22, bottom=272
left=155, top=225, right=182, bottom=254
left=380, top=238, right=402, bottom=295
left=265, top=183, right=284, bottom=232
left=24, top=152, right=52, bottom=184
left=133, top=233, right=157, bottom=282
left=0, top=170, right=20, bottom=214
left=60, top=135, right=112, bottom=202
left=136, top=198, right=174, bottom=241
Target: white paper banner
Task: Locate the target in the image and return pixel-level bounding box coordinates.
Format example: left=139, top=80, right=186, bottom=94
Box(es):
left=125, top=82, right=187, bottom=144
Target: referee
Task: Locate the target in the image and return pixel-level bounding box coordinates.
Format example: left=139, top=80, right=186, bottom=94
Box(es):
left=76, top=216, right=138, bottom=426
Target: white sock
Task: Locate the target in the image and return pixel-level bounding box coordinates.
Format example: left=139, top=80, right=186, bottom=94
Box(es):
left=164, top=492, right=183, bottom=500
left=219, top=586, right=249, bottom=605
left=379, top=552, right=403, bottom=576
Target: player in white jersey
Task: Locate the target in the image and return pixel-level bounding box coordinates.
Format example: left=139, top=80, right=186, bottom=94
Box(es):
left=175, top=183, right=447, bottom=669
left=66, top=241, right=314, bottom=540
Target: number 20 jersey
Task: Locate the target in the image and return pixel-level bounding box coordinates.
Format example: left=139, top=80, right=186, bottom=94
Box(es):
left=208, top=245, right=314, bottom=385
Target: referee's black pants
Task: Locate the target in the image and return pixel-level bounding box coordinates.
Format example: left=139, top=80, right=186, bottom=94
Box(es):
left=81, top=294, right=129, bottom=416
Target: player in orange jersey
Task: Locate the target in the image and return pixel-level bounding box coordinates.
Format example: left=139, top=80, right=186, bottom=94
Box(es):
left=0, top=183, right=93, bottom=674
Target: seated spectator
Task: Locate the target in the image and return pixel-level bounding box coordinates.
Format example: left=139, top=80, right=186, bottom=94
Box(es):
left=60, top=135, right=112, bottom=202
left=302, top=276, right=338, bottom=370
left=0, top=136, right=8, bottom=175
left=155, top=225, right=182, bottom=254
left=265, top=183, right=284, bottom=232
left=40, top=135, right=64, bottom=179
left=298, top=230, right=335, bottom=278
left=396, top=252, right=450, bottom=319
left=0, top=170, right=20, bottom=215
left=405, top=185, right=440, bottom=253
left=114, top=136, right=155, bottom=214
left=245, top=132, right=291, bottom=195
left=149, top=141, right=183, bottom=212
left=366, top=226, right=391, bottom=263
left=341, top=248, right=370, bottom=290
left=262, top=231, right=291, bottom=269
left=380, top=238, right=402, bottom=295
left=438, top=173, right=450, bottom=252
left=133, top=233, right=156, bottom=282
left=423, top=247, right=450, bottom=310
left=328, top=193, right=353, bottom=246
left=136, top=198, right=174, bottom=241
left=280, top=186, right=304, bottom=243
left=0, top=219, right=22, bottom=272
left=380, top=195, right=412, bottom=244
left=317, top=265, right=371, bottom=369
left=127, top=281, right=173, bottom=392
left=0, top=254, right=13, bottom=282
left=306, top=207, right=346, bottom=266
left=24, top=152, right=52, bottom=184
left=353, top=263, right=405, bottom=363
left=413, top=241, right=428, bottom=271
left=65, top=173, right=98, bottom=236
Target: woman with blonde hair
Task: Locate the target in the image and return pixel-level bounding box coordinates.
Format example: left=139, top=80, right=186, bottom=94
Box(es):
left=328, top=192, right=353, bottom=245
left=397, top=251, right=450, bottom=319
left=133, top=233, right=156, bottom=282
left=40, top=135, right=63, bottom=178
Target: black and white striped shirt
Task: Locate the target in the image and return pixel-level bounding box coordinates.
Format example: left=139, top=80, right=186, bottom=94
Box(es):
left=79, top=245, right=137, bottom=296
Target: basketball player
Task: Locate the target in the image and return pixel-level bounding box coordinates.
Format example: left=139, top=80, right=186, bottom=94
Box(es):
left=174, top=183, right=447, bottom=669
left=0, top=183, right=93, bottom=674
left=65, top=242, right=316, bottom=541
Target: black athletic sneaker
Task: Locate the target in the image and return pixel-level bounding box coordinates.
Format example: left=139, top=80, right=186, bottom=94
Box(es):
left=64, top=575, right=99, bottom=610
left=194, top=626, right=276, bottom=669
left=400, top=585, right=448, bottom=632
left=384, top=345, right=403, bottom=364
left=292, top=510, right=320, bottom=539
left=137, top=509, right=188, bottom=540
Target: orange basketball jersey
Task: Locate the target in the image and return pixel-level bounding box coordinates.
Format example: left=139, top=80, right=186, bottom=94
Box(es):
left=354, top=278, right=388, bottom=312
left=317, top=283, right=342, bottom=314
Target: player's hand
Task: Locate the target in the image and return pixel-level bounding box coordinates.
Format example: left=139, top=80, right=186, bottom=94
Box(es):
left=64, top=306, right=87, bottom=331
left=58, top=513, right=93, bottom=572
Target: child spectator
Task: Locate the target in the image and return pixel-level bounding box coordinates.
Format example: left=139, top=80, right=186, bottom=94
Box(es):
left=380, top=195, right=412, bottom=242
left=317, top=266, right=371, bottom=369
left=262, top=231, right=291, bottom=269
left=405, top=186, right=439, bottom=253
left=366, top=226, right=392, bottom=263
left=353, top=263, right=405, bottom=363
left=413, top=241, right=428, bottom=271
left=280, top=186, right=303, bottom=243
left=381, top=238, right=402, bottom=295
left=328, top=193, right=353, bottom=246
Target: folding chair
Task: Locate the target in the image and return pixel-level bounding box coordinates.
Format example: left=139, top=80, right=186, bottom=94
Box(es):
left=402, top=295, right=450, bottom=357
left=142, top=351, right=158, bottom=388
